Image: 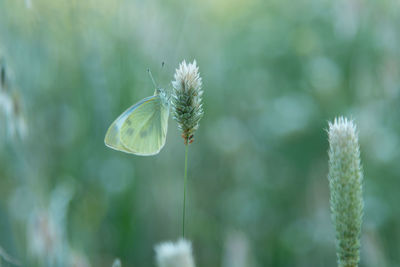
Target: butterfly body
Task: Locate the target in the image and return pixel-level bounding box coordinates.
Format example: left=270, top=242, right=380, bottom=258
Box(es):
left=105, top=89, right=170, bottom=156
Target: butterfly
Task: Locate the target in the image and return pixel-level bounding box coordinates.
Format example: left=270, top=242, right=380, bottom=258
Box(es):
left=104, top=88, right=170, bottom=156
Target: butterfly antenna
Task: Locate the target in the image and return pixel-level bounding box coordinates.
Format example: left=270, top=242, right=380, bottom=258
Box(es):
left=147, top=68, right=158, bottom=89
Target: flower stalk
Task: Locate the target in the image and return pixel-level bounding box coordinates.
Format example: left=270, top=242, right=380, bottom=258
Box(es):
left=182, top=144, right=189, bottom=237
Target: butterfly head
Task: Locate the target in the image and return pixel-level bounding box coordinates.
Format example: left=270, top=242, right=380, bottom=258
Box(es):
left=155, top=88, right=170, bottom=107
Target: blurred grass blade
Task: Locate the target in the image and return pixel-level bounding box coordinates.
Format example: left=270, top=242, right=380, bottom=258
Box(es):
left=0, top=246, right=21, bottom=266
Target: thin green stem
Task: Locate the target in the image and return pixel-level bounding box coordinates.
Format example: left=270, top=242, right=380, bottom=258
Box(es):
left=182, top=144, right=189, bottom=238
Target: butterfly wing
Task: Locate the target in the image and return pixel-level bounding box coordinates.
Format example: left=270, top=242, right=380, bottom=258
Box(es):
left=105, top=94, right=169, bottom=156
left=105, top=95, right=156, bottom=154
left=119, top=94, right=169, bottom=155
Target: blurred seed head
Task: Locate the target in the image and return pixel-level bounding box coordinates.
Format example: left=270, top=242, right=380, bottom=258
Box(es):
left=222, top=231, right=253, bottom=267
left=0, top=61, right=28, bottom=140
left=6, top=92, right=28, bottom=139
left=27, top=182, right=75, bottom=265
left=27, top=210, right=60, bottom=263
left=0, top=90, right=13, bottom=118
left=171, top=60, right=203, bottom=145
left=155, top=239, right=195, bottom=267
left=0, top=61, right=12, bottom=115
left=328, top=117, right=364, bottom=267
left=111, top=258, right=122, bottom=267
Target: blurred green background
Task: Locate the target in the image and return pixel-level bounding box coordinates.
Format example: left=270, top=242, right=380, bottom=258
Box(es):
left=0, top=0, right=399, bottom=266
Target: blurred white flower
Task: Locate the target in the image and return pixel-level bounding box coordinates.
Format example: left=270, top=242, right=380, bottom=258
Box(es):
left=155, top=239, right=195, bottom=267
